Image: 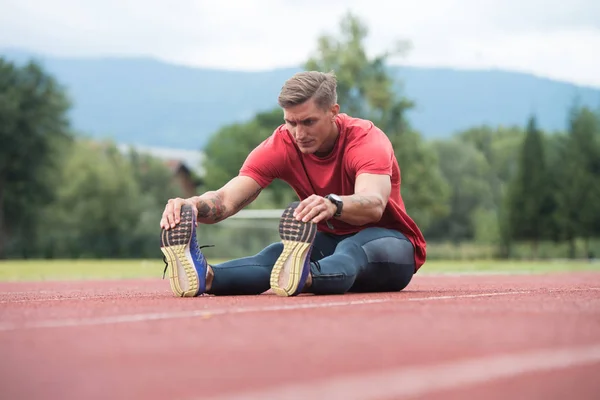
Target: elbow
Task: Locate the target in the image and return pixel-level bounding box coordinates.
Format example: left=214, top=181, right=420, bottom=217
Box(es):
left=354, top=200, right=385, bottom=226
left=369, top=196, right=386, bottom=222
left=368, top=203, right=385, bottom=223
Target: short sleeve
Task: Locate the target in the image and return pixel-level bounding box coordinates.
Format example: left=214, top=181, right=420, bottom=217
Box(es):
left=346, top=128, right=394, bottom=177
left=239, top=133, right=287, bottom=188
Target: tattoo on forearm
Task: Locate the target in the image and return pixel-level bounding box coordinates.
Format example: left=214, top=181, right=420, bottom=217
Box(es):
left=197, top=193, right=228, bottom=222
left=234, top=187, right=262, bottom=210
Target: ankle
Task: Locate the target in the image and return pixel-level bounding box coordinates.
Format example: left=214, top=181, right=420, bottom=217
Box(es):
left=302, top=273, right=313, bottom=292
left=206, top=264, right=214, bottom=291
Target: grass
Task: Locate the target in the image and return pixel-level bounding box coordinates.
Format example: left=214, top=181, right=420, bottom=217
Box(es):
left=420, top=259, right=600, bottom=274
left=0, top=258, right=598, bottom=282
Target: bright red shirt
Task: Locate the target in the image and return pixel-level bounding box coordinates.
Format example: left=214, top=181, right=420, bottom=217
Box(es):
left=239, top=113, right=427, bottom=271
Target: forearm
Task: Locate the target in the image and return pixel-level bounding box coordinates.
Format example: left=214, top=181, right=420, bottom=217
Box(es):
left=188, top=191, right=230, bottom=224
left=336, top=193, right=386, bottom=226
left=190, top=185, right=262, bottom=224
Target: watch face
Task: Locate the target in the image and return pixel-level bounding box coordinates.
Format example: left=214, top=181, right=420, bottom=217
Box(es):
left=329, top=194, right=342, bottom=203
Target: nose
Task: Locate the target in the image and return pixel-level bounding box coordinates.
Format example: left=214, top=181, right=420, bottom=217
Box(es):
left=295, top=125, right=307, bottom=140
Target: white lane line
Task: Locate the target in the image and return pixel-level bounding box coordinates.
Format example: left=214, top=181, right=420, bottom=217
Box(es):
left=211, top=344, right=600, bottom=400
left=0, top=293, right=161, bottom=304
left=0, top=291, right=531, bottom=331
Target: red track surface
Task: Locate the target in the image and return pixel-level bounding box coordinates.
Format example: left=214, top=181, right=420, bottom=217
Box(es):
left=1, top=271, right=599, bottom=400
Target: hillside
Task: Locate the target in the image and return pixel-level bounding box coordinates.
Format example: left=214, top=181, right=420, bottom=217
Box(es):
left=2, top=48, right=599, bottom=150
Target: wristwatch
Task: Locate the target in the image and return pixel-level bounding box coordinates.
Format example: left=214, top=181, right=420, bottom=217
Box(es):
left=325, top=194, right=343, bottom=217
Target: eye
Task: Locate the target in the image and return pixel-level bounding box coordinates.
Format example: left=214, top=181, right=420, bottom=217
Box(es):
left=302, top=119, right=315, bottom=126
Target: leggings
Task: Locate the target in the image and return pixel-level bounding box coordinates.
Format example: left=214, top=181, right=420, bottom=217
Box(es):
left=208, top=227, right=416, bottom=296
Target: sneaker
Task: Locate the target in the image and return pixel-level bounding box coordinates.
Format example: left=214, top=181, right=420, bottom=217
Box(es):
left=270, top=201, right=317, bottom=297
left=160, top=204, right=210, bottom=297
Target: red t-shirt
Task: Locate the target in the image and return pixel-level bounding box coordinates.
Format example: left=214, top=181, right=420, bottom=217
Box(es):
left=239, top=113, right=427, bottom=271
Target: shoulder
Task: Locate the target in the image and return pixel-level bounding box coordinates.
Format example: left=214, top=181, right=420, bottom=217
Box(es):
left=339, top=114, right=395, bottom=175
left=250, top=124, right=293, bottom=153
left=240, top=125, right=293, bottom=185
left=244, top=124, right=293, bottom=167
left=337, top=113, right=391, bottom=149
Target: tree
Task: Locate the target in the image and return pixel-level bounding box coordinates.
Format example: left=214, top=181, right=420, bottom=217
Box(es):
left=427, top=138, right=494, bottom=242
left=0, top=58, right=73, bottom=258
left=37, top=139, right=154, bottom=258
left=506, top=115, right=554, bottom=258
left=459, top=125, right=525, bottom=257
left=553, top=105, right=600, bottom=257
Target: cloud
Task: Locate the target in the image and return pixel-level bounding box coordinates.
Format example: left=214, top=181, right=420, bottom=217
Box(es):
left=1, top=0, right=599, bottom=87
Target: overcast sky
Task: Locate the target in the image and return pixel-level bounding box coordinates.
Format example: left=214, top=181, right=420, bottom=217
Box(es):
left=1, top=0, right=599, bottom=87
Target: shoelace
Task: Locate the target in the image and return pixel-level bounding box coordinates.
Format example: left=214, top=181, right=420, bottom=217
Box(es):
left=313, top=260, right=322, bottom=272
left=162, top=244, right=215, bottom=279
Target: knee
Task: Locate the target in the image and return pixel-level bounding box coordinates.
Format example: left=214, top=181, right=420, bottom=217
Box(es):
left=361, top=236, right=415, bottom=292
left=386, top=264, right=414, bottom=291
left=362, top=235, right=415, bottom=266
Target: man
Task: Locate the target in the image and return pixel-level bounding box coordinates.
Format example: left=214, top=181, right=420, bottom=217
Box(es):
left=159, top=71, right=427, bottom=298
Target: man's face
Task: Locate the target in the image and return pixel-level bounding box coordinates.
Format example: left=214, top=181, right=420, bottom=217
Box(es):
left=283, top=98, right=339, bottom=154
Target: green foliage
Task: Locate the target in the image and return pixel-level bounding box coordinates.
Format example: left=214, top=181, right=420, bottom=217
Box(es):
left=391, top=130, right=450, bottom=232
left=126, top=147, right=184, bottom=204
left=453, top=125, right=525, bottom=256
left=36, top=140, right=143, bottom=257
left=23, top=139, right=179, bottom=259
left=0, top=57, right=74, bottom=258
left=506, top=116, right=555, bottom=256
left=551, top=106, right=600, bottom=256
left=427, top=138, right=493, bottom=241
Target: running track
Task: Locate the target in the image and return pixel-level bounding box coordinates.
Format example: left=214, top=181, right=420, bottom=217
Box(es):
left=1, top=271, right=599, bottom=399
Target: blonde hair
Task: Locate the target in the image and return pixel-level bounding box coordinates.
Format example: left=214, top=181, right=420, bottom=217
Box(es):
left=278, top=71, right=337, bottom=110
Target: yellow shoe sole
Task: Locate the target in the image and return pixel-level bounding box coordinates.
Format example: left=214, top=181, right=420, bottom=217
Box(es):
left=270, top=202, right=317, bottom=297
left=160, top=205, right=202, bottom=297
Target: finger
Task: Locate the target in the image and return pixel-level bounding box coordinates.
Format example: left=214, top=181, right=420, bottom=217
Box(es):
left=294, top=196, right=313, bottom=217
left=301, top=202, right=327, bottom=223
left=310, top=199, right=335, bottom=223
left=174, top=201, right=183, bottom=224
left=311, top=209, right=330, bottom=224
left=160, top=203, right=173, bottom=229
left=295, top=197, right=320, bottom=221
left=166, top=199, right=179, bottom=228
left=172, top=199, right=184, bottom=227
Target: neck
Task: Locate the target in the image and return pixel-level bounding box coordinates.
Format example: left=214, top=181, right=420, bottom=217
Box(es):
left=314, top=121, right=340, bottom=158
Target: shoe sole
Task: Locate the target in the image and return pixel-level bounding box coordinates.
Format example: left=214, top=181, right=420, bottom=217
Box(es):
left=270, top=201, right=317, bottom=297
left=160, top=205, right=201, bottom=297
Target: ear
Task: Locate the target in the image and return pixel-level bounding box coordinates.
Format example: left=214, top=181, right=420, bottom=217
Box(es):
left=330, top=103, right=340, bottom=119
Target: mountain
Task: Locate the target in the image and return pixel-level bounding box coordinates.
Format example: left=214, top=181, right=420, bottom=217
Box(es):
left=2, top=48, right=599, bottom=150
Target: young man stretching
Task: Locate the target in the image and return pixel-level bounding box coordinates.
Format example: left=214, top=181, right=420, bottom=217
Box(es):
left=159, top=71, right=427, bottom=297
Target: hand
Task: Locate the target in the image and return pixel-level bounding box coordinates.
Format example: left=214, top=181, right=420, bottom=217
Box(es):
left=160, top=197, right=197, bottom=230
left=293, top=195, right=336, bottom=224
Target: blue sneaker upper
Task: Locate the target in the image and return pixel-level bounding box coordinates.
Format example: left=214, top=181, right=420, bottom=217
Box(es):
left=189, top=225, right=211, bottom=294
